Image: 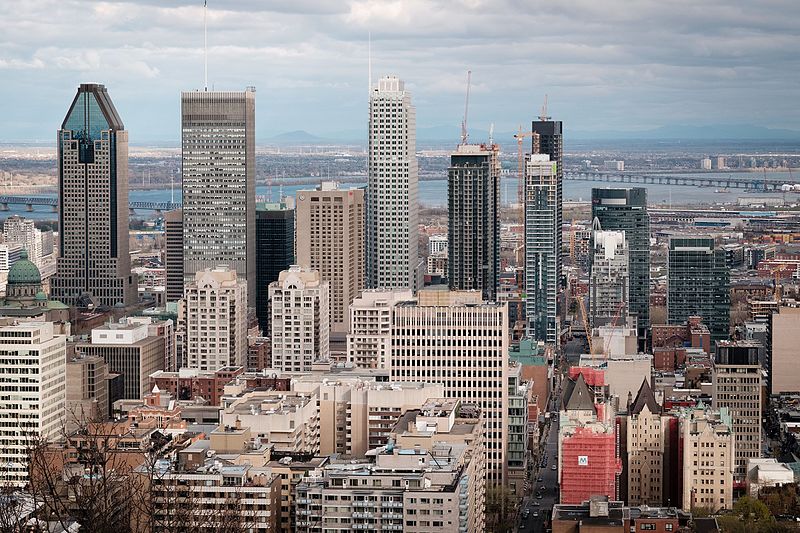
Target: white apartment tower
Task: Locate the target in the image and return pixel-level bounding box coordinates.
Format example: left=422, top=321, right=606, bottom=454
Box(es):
left=346, top=289, right=413, bottom=369
left=366, top=76, right=421, bottom=291
left=390, top=290, right=510, bottom=484
left=0, top=322, right=66, bottom=486
left=269, top=265, right=330, bottom=371
left=590, top=227, right=630, bottom=327
left=181, top=89, right=256, bottom=306
left=4, top=215, right=42, bottom=267
left=178, top=268, right=248, bottom=370
left=296, top=182, right=364, bottom=334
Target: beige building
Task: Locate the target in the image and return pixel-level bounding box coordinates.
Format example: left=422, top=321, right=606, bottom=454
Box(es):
left=220, top=390, right=320, bottom=455
left=76, top=320, right=164, bottom=400
left=66, top=353, right=109, bottom=428
left=579, top=350, right=653, bottom=408
left=178, top=267, right=248, bottom=371
left=347, top=289, right=412, bottom=369
left=296, top=182, right=364, bottom=334
left=265, top=456, right=329, bottom=532
left=0, top=322, right=66, bottom=486
left=295, top=410, right=485, bottom=532
left=269, top=265, right=330, bottom=371
left=771, top=306, right=800, bottom=394
left=390, top=289, right=510, bottom=484
left=680, top=406, right=735, bottom=512
left=625, top=380, right=666, bottom=506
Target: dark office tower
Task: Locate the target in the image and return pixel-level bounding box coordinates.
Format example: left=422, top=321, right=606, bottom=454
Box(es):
left=592, top=188, right=650, bottom=342
left=52, top=83, right=136, bottom=307
left=181, top=89, right=256, bottom=306
left=531, top=119, right=563, bottom=335
left=448, top=143, right=500, bottom=301
left=164, top=209, right=183, bottom=302
left=255, top=202, right=295, bottom=334
left=668, top=236, right=730, bottom=341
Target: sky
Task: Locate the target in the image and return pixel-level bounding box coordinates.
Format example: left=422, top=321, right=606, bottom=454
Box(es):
left=1, top=0, right=799, bottom=143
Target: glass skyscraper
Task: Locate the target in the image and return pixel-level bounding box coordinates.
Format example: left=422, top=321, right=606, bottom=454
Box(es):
left=181, top=89, right=256, bottom=306
left=255, top=202, right=295, bottom=334
left=52, top=83, right=136, bottom=307
left=591, top=187, right=650, bottom=343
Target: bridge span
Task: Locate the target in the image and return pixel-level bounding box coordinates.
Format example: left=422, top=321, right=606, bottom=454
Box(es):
left=564, top=171, right=794, bottom=191
left=0, top=196, right=182, bottom=213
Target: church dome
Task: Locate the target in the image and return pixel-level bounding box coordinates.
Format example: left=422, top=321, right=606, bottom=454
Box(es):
left=8, top=250, right=41, bottom=285
left=35, top=291, right=47, bottom=301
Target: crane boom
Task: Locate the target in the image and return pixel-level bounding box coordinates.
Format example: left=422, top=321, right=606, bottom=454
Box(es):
left=460, top=70, right=471, bottom=145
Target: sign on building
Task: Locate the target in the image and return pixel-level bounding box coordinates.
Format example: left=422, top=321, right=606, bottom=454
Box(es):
left=578, top=455, right=589, bottom=466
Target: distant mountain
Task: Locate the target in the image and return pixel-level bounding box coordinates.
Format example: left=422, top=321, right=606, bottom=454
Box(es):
left=570, top=124, right=800, bottom=140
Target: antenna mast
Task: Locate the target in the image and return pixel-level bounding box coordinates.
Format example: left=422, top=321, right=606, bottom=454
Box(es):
left=368, top=31, right=372, bottom=94
left=539, top=94, right=550, bottom=121
left=203, top=0, right=208, bottom=91
left=460, top=70, right=472, bottom=145
left=489, top=123, right=494, bottom=145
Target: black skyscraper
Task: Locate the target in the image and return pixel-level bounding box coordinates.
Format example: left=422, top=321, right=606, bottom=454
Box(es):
left=255, top=202, right=295, bottom=334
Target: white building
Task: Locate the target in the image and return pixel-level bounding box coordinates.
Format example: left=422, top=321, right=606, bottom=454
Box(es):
left=178, top=268, right=248, bottom=371
left=746, top=459, right=795, bottom=498
left=602, top=160, right=625, bottom=172
left=366, top=76, right=421, bottom=291
left=428, top=234, right=448, bottom=255
left=700, top=158, right=712, bottom=170
left=346, top=289, right=412, bottom=369
left=590, top=228, right=629, bottom=327
left=0, top=322, right=66, bottom=486
left=3, top=215, right=42, bottom=268
left=390, top=289, right=510, bottom=484
left=269, top=265, right=330, bottom=371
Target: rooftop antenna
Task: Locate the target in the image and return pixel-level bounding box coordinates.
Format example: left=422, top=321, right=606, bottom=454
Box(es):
left=203, top=0, right=208, bottom=91
left=539, top=94, right=551, bottom=121
left=460, top=70, right=472, bottom=145
left=368, top=31, right=372, bottom=94
left=489, top=123, right=495, bottom=145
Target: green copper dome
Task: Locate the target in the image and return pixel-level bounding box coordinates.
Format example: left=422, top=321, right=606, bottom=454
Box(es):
left=8, top=250, right=42, bottom=285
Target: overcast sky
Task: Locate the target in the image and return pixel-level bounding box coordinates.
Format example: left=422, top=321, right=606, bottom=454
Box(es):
left=2, top=0, right=799, bottom=143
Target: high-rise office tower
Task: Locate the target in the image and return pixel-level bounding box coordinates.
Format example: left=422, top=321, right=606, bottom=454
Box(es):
left=0, top=322, right=66, bottom=486
left=592, top=188, right=650, bottom=342
left=668, top=236, right=730, bottom=341
left=255, top=201, right=295, bottom=334
left=52, top=83, right=136, bottom=307
left=181, top=89, right=256, bottom=306
left=590, top=227, right=629, bottom=327
left=269, top=266, right=330, bottom=371
left=177, top=268, right=248, bottom=371
left=390, top=290, right=510, bottom=484
left=525, top=155, right=559, bottom=343
left=448, top=143, right=500, bottom=301
left=713, top=340, right=762, bottom=483
left=366, top=76, right=421, bottom=291
left=296, top=183, right=364, bottom=334
left=4, top=215, right=42, bottom=268
left=164, top=209, right=184, bottom=302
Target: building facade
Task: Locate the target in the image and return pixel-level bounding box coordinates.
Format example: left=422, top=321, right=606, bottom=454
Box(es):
left=52, top=83, right=136, bottom=307
left=447, top=143, right=500, bottom=301
left=181, top=89, right=256, bottom=305
left=680, top=407, right=734, bottom=512
left=255, top=201, right=295, bottom=334
left=366, top=76, right=420, bottom=291
left=590, top=228, right=629, bottom=327
left=0, top=322, right=66, bottom=486
left=296, top=183, right=364, bottom=334
left=770, top=307, right=800, bottom=395
left=269, top=265, right=330, bottom=371
left=346, top=289, right=412, bottom=369
left=164, top=208, right=183, bottom=302
left=525, top=155, right=559, bottom=343
left=178, top=268, right=248, bottom=371
left=390, top=290, right=509, bottom=484
left=668, top=236, right=730, bottom=341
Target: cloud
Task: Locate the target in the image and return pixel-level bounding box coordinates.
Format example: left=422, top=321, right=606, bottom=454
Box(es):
left=0, top=0, right=798, bottom=142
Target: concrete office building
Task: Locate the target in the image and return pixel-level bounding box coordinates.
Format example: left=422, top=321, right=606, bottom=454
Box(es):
left=448, top=143, right=500, bottom=301
left=52, top=83, right=136, bottom=307
left=590, top=228, right=629, bottom=327
left=181, top=89, right=256, bottom=305
left=269, top=266, right=330, bottom=371
left=347, top=289, right=412, bottom=369
left=66, top=354, right=109, bottom=428
left=366, top=76, right=421, bottom=291
left=625, top=380, right=667, bottom=506
left=525, top=154, right=559, bottom=343
left=771, top=307, right=800, bottom=394
left=4, top=215, right=42, bottom=269
left=390, top=289, right=510, bottom=484
left=255, top=201, right=295, bottom=334
left=0, top=322, right=66, bottom=486
left=429, top=234, right=448, bottom=255
left=77, top=320, right=165, bottom=400
left=679, top=407, right=734, bottom=512
left=296, top=182, right=364, bottom=334
left=591, top=188, right=649, bottom=343
left=713, top=340, right=762, bottom=483
left=668, top=236, right=730, bottom=341
left=164, top=209, right=183, bottom=302
left=178, top=268, right=248, bottom=371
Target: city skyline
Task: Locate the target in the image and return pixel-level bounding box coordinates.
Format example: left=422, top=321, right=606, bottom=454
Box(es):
left=2, top=1, right=800, bottom=143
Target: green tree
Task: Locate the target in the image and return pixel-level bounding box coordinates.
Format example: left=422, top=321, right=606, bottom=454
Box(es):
left=485, top=485, right=518, bottom=533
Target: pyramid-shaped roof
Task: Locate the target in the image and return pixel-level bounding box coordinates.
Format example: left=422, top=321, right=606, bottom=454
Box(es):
left=563, top=372, right=596, bottom=413
left=630, top=378, right=661, bottom=415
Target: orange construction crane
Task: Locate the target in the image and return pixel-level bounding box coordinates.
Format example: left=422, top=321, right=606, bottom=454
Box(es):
left=602, top=301, right=627, bottom=358
left=573, top=293, right=594, bottom=355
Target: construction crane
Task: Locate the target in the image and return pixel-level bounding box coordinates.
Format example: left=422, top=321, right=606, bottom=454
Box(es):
left=601, top=301, right=627, bottom=358
left=514, top=126, right=535, bottom=212
left=573, top=292, right=594, bottom=355
left=460, top=70, right=471, bottom=145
